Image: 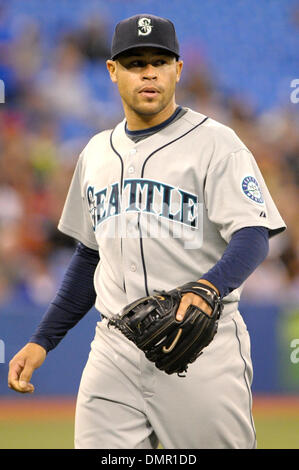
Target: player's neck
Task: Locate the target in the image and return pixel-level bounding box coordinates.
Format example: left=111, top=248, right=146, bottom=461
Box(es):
left=124, top=101, right=178, bottom=131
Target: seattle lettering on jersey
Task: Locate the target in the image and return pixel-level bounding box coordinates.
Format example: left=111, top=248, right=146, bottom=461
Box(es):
left=86, top=178, right=198, bottom=231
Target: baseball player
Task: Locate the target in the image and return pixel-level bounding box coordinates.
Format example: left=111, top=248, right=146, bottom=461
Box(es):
left=8, top=14, right=286, bottom=449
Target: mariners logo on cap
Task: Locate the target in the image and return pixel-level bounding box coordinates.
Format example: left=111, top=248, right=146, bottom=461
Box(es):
left=138, top=17, right=153, bottom=36
left=241, top=175, right=264, bottom=204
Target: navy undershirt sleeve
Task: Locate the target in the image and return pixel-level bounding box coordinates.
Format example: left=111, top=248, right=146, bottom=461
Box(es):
left=202, top=226, right=269, bottom=298
left=29, top=242, right=99, bottom=353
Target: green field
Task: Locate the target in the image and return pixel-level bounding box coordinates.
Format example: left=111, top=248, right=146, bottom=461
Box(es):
left=0, top=419, right=74, bottom=449
left=0, top=397, right=298, bottom=449
left=255, top=416, right=299, bottom=449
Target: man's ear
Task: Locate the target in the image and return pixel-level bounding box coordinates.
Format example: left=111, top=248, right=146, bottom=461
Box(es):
left=106, top=60, right=117, bottom=83
left=176, top=60, right=183, bottom=83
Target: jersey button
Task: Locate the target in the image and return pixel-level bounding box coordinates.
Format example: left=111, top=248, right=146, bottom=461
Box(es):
left=130, top=263, right=137, bottom=272
left=129, top=149, right=137, bottom=156
left=128, top=165, right=135, bottom=174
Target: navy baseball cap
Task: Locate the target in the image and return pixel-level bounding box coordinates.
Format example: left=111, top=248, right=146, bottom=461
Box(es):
left=111, top=14, right=180, bottom=60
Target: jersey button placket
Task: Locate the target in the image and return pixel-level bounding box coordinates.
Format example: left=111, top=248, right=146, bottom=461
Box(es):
left=126, top=148, right=137, bottom=176
left=122, top=147, right=141, bottom=299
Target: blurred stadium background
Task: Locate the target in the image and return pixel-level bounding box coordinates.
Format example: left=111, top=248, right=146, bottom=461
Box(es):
left=0, top=0, right=298, bottom=449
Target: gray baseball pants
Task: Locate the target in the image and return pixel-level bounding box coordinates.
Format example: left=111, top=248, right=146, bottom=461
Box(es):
left=74, top=311, right=256, bottom=449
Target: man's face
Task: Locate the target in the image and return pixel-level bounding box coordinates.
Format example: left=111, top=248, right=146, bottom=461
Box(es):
left=107, top=47, right=183, bottom=118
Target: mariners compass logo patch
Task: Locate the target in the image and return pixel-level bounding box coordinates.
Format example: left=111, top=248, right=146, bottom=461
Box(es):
left=241, top=175, right=264, bottom=204
left=138, top=17, right=153, bottom=36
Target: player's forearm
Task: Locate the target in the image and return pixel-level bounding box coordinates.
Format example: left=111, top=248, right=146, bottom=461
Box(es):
left=30, top=242, right=99, bottom=353
left=201, top=226, right=269, bottom=298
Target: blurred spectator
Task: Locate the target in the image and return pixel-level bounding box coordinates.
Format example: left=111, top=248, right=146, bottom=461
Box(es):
left=10, top=17, right=42, bottom=91
left=64, top=15, right=111, bottom=62
left=34, top=40, right=101, bottom=121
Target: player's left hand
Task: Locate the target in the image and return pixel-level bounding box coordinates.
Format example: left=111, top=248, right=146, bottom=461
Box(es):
left=176, top=280, right=219, bottom=321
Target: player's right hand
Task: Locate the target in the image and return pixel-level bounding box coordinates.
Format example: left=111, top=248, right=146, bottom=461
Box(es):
left=8, top=343, right=47, bottom=393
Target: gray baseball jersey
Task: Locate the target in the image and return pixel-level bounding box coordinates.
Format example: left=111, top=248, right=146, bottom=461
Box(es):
left=58, top=108, right=285, bottom=319
left=58, top=108, right=286, bottom=449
